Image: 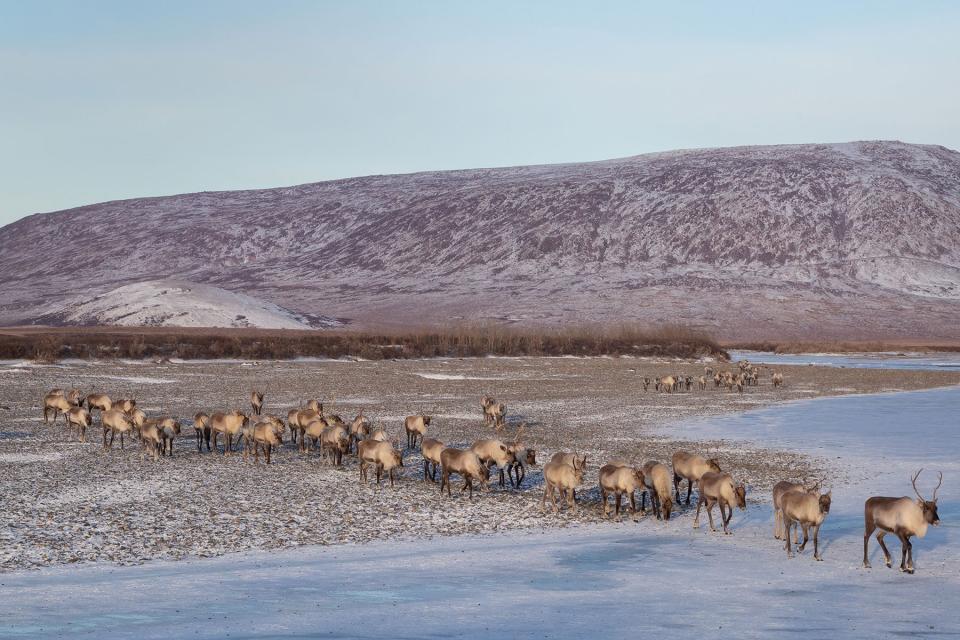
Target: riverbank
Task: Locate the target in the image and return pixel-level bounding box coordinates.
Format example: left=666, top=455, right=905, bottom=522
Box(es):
left=3, top=383, right=958, bottom=639
left=1, top=356, right=958, bottom=571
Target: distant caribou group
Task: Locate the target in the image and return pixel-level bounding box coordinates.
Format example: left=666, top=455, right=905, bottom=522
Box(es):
left=39, top=375, right=942, bottom=574
left=643, top=360, right=783, bottom=394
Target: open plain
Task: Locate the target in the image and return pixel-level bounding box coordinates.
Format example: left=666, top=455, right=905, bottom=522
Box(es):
left=2, top=355, right=958, bottom=572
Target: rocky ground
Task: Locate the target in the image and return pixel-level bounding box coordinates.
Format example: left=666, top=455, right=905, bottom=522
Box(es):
left=1, top=356, right=957, bottom=571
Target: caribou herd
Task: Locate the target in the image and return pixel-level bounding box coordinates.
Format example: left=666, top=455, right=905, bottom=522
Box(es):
left=37, top=361, right=943, bottom=574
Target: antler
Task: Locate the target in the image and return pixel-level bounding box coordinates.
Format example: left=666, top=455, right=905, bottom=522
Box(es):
left=513, top=422, right=526, bottom=445
left=933, top=471, right=943, bottom=501
left=911, top=468, right=926, bottom=501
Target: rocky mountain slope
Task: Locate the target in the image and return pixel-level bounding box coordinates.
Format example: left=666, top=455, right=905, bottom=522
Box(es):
left=1, top=141, right=958, bottom=339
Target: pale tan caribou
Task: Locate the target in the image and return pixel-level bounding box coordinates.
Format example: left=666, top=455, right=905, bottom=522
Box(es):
left=863, top=469, right=942, bottom=574
left=672, top=451, right=721, bottom=506
left=541, top=454, right=586, bottom=514
left=694, top=471, right=747, bottom=534
left=599, top=463, right=645, bottom=518
left=439, top=447, right=489, bottom=499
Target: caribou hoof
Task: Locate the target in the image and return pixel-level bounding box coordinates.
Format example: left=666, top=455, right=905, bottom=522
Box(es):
left=863, top=562, right=872, bottom=569
left=815, top=555, right=823, bottom=562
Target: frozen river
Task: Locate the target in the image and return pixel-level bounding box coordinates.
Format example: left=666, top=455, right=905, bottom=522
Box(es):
left=2, top=370, right=958, bottom=638
left=729, top=349, right=960, bottom=371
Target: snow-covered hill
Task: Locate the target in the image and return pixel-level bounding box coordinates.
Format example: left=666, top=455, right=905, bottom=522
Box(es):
left=35, top=280, right=340, bottom=329
left=2, top=141, right=959, bottom=339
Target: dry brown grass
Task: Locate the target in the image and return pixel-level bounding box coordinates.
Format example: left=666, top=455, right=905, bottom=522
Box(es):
left=0, top=323, right=725, bottom=362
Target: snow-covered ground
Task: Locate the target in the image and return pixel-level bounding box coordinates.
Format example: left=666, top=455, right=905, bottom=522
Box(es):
left=48, top=279, right=340, bottom=329
left=2, top=372, right=957, bottom=638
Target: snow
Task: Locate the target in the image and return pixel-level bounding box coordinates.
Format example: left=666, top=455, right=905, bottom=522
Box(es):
left=2, top=365, right=957, bottom=638
left=68, top=374, right=178, bottom=385
left=415, top=373, right=512, bottom=381
left=52, top=279, right=340, bottom=330
left=0, top=452, right=62, bottom=464
left=3, top=142, right=959, bottom=340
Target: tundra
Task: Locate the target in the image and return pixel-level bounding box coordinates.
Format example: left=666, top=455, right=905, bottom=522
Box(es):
left=863, top=469, right=941, bottom=574
left=599, top=463, right=645, bottom=517
left=694, top=471, right=747, bottom=534
left=672, top=451, right=721, bottom=506
left=439, top=447, right=489, bottom=499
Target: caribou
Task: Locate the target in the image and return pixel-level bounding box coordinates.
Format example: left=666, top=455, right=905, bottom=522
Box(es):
left=863, top=469, right=942, bottom=574
left=358, top=438, right=404, bottom=487
left=694, top=471, right=746, bottom=534
left=541, top=455, right=585, bottom=514
left=599, top=463, right=645, bottom=518
left=782, top=489, right=832, bottom=560
left=641, top=461, right=673, bottom=520
left=403, top=415, right=431, bottom=450
left=250, top=390, right=264, bottom=416
left=672, top=451, right=721, bottom=506
left=470, top=438, right=516, bottom=488
left=772, top=480, right=819, bottom=542
left=439, top=447, right=489, bottom=499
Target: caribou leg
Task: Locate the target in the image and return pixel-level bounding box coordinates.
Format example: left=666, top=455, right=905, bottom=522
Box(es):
left=876, top=531, right=893, bottom=568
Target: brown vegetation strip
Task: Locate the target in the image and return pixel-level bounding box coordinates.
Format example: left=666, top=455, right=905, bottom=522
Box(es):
left=0, top=324, right=726, bottom=361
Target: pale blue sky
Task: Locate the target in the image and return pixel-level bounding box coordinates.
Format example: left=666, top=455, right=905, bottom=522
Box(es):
left=2, top=1, right=959, bottom=226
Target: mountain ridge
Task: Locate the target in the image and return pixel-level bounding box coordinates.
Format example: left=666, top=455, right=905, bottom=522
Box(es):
left=2, top=140, right=959, bottom=340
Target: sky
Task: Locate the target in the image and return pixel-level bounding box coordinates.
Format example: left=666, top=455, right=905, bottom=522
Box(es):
left=2, top=1, right=959, bottom=227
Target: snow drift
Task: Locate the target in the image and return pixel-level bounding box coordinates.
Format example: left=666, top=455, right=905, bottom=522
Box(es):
left=38, top=280, right=339, bottom=329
